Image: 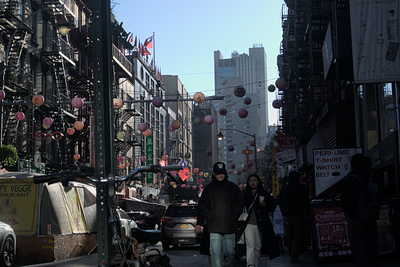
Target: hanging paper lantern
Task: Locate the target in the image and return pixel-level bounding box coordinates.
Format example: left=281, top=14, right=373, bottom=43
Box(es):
left=74, top=121, right=84, bottom=130
left=71, top=97, right=84, bottom=109
left=138, top=123, right=147, bottom=132
left=162, top=155, right=168, bottom=161
left=171, top=120, right=181, bottom=129
left=142, top=129, right=151, bottom=136
left=185, top=152, right=191, bottom=159
left=43, top=117, right=53, bottom=127
left=272, top=99, right=283, bottom=109
left=231, top=164, right=236, bottom=169
left=192, top=185, right=197, bottom=189
left=204, top=115, right=214, bottom=125
left=116, top=131, right=125, bottom=140
left=15, top=112, right=25, bottom=121
left=140, top=156, right=146, bottom=162
left=228, top=170, right=232, bottom=174
left=239, top=184, right=243, bottom=189
left=248, top=160, right=253, bottom=166
left=205, top=150, right=212, bottom=156
left=228, top=145, right=234, bottom=152
left=243, top=97, right=252, bottom=105
left=119, top=163, right=124, bottom=169
left=193, top=117, right=202, bottom=125
left=73, top=153, right=80, bottom=160
left=193, top=168, right=199, bottom=173
left=67, top=127, right=75, bottom=135
left=238, top=108, right=248, bottom=118
left=268, top=84, right=276, bottom=92
left=181, top=184, right=186, bottom=188
left=152, top=96, right=163, bottom=107
left=219, top=108, right=227, bottom=116
left=0, top=90, right=5, bottom=101
left=234, top=85, right=246, bottom=97
left=118, top=156, right=124, bottom=162
left=204, top=172, right=209, bottom=178
left=237, top=171, right=242, bottom=175
left=113, top=98, right=123, bottom=109
left=242, top=168, right=247, bottom=172
left=249, top=140, right=256, bottom=146
left=168, top=125, right=175, bottom=132
left=193, top=92, right=205, bottom=104
left=237, top=181, right=241, bottom=185
left=275, top=78, right=287, bottom=90
left=125, top=162, right=130, bottom=167
left=199, top=172, right=203, bottom=176
left=32, top=95, right=44, bottom=106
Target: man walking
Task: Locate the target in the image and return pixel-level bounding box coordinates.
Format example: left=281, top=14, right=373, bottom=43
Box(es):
left=195, top=162, right=244, bottom=267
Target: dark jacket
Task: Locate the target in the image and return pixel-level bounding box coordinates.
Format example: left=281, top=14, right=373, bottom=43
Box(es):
left=278, top=177, right=308, bottom=217
left=236, top=189, right=280, bottom=260
left=197, top=174, right=244, bottom=234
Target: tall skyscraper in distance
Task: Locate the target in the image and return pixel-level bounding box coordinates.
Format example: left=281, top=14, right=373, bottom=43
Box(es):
left=213, top=45, right=268, bottom=183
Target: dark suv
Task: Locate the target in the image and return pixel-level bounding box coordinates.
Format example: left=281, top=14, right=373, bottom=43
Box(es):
left=160, top=203, right=199, bottom=250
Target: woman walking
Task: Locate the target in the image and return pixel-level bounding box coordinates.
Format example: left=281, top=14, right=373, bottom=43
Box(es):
left=238, top=173, right=280, bottom=266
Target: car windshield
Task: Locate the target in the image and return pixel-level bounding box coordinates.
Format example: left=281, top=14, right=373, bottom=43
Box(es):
left=165, top=206, right=198, bottom=217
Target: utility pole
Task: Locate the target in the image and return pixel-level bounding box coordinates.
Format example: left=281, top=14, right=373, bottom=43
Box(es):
left=92, top=0, right=115, bottom=265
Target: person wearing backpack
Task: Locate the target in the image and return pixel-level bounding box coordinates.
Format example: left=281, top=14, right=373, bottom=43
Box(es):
left=341, top=153, right=381, bottom=267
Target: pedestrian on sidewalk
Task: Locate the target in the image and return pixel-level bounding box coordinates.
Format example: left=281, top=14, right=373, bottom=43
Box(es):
left=237, top=173, right=280, bottom=267
left=195, top=162, right=244, bottom=267
left=278, top=171, right=308, bottom=262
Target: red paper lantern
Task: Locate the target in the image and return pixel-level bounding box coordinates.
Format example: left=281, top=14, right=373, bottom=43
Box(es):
left=230, top=164, right=236, bottom=169
left=118, top=156, right=124, bottom=162
left=142, top=129, right=151, bottom=136
left=193, top=168, right=199, bottom=173
left=74, top=121, right=84, bottom=130
left=73, top=153, right=80, bottom=160
left=219, top=108, right=227, bottom=116
left=249, top=140, right=255, bottom=146
left=199, top=172, right=203, bottom=176
left=193, top=92, right=205, bottom=104
left=205, top=150, right=212, bottom=156
left=243, top=97, right=252, bottom=105
left=119, top=163, right=124, bottom=169
left=234, top=86, right=246, bottom=97
left=125, top=162, right=130, bottom=167
left=71, top=97, right=84, bottom=109
left=228, top=145, right=234, bottom=151
left=237, top=171, right=242, bottom=175
left=204, top=115, right=214, bottom=125
left=15, top=112, right=25, bottom=121
left=268, top=84, right=276, bottom=92
left=168, top=125, right=175, bottom=132
left=275, top=78, right=287, bottom=90
left=67, top=127, right=75, bottom=135
left=113, top=98, right=123, bottom=109
left=32, top=95, right=44, bottom=106
left=152, top=96, right=163, bottom=107
left=238, top=108, right=248, bottom=118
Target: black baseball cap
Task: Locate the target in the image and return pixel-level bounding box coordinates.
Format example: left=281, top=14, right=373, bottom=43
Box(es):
left=213, top=162, right=227, bottom=175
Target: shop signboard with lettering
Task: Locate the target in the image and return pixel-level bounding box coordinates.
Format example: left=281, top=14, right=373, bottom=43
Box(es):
left=313, top=148, right=362, bottom=196
left=311, top=200, right=352, bottom=264
left=145, top=135, right=154, bottom=183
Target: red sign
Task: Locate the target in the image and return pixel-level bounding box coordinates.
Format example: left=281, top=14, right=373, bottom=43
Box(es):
left=275, top=135, right=296, bottom=149
left=312, top=204, right=352, bottom=260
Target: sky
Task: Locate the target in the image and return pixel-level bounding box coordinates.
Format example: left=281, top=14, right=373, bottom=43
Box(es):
left=111, top=0, right=286, bottom=125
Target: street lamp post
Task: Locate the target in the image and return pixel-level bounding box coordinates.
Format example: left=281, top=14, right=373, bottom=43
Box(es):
left=217, top=128, right=258, bottom=171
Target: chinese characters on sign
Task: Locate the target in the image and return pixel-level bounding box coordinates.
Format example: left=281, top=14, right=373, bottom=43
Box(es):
left=146, top=135, right=154, bottom=183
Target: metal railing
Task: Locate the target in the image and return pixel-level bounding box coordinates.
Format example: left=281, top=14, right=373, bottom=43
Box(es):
left=112, top=44, right=133, bottom=75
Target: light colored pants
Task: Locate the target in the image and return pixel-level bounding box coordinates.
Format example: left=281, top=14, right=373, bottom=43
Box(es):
left=244, top=224, right=262, bottom=267
left=209, top=233, right=235, bottom=267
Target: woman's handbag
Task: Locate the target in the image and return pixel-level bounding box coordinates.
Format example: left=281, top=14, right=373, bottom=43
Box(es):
left=238, top=193, right=259, bottom=221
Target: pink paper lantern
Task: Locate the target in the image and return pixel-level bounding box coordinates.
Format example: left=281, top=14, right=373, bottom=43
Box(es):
left=140, top=156, right=146, bottom=162
left=237, top=171, right=242, bottom=175
left=138, top=123, right=147, bottom=132
left=118, top=156, right=124, bottom=162
left=228, top=145, right=234, bottom=151
left=168, top=125, right=175, bottom=132
left=152, top=96, right=163, bottom=107
left=204, top=115, right=214, bottom=125
left=238, top=108, right=248, bottom=118
left=234, top=86, right=246, bottom=97
left=243, top=97, right=252, bottom=105
left=242, top=168, right=246, bottom=172
left=248, top=161, right=253, bottom=166
left=43, top=117, right=53, bottom=127
left=15, top=112, right=25, bottom=121
left=228, top=170, right=232, bottom=174
left=71, top=97, right=84, bottom=109
left=0, top=90, right=5, bottom=101
left=231, top=164, right=236, bottom=169
left=205, top=150, right=212, bottom=156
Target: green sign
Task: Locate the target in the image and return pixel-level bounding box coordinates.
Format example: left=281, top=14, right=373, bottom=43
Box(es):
left=17, top=159, right=45, bottom=174
left=145, top=135, right=154, bottom=183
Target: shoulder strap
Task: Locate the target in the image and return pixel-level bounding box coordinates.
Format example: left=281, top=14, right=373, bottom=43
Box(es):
left=248, top=193, right=259, bottom=211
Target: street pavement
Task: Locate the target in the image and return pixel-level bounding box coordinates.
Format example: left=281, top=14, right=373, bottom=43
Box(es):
left=14, top=244, right=400, bottom=267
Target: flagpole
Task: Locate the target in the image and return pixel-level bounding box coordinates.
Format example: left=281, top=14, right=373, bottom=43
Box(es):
left=153, top=32, right=155, bottom=72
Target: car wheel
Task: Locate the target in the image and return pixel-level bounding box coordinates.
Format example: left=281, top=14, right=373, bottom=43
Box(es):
left=1, top=236, right=15, bottom=267
left=162, top=239, right=170, bottom=251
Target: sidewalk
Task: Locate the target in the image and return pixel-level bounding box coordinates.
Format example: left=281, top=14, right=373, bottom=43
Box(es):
left=234, top=250, right=400, bottom=267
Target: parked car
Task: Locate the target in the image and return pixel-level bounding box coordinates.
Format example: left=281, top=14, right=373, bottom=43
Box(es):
left=116, top=208, right=137, bottom=238
left=127, top=211, right=150, bottom=229
left=0, top=221, right=16, bottom=267
left=160, top=203, right=199, bottom=250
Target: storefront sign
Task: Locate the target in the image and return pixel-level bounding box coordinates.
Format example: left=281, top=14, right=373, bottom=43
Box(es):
left=313, top=148, right=362, bottom=196
left=145, top=135, right=154, bottom=183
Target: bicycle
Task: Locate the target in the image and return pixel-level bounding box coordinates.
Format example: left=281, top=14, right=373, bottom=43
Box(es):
left=33, top=163, right=183, bottom=267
